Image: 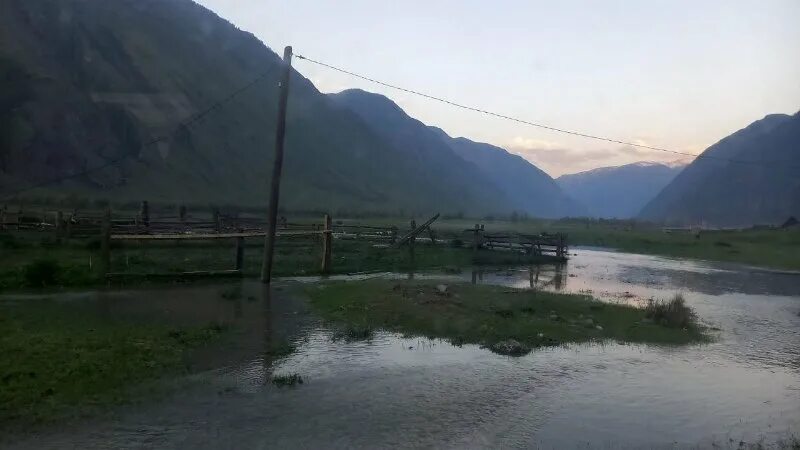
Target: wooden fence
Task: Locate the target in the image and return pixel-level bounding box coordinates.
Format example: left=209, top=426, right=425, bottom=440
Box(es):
left=2, top=204, right=568, bottom=279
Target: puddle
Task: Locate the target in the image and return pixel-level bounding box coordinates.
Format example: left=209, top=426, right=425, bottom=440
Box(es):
left=4, top=248, right=800, bottom=448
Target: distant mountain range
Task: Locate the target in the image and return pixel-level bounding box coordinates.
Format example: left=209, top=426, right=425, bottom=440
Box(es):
left=431, top=127, right=586, bottom=218
left=640, top=113, right=800, bottom=227
left=329, top=89, right=583, bottom=218
left=1, top=0, right=796, bottom=225
left=0, top=0, right=581, bottom=218
left=556, top=162, right=685, bottom=219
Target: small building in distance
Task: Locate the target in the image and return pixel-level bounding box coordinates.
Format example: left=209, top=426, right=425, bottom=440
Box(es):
left=780, top=216, right=799, bottom=229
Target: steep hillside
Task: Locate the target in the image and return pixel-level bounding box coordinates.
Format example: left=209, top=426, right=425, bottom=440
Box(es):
left=329, top=89, right=585, bottom=218
left=0, top=0, right=508, bottom=215
left=430, top=128, right=585, bottom=218
left=639, top=113, right=800, bottom=226
left=327, top=89, right=514, bottom=215
left=557, top=162, right=684, bottom=219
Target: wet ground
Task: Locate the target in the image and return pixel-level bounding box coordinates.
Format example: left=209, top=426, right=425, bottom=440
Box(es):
left=5, top=248, right=800, bottom=449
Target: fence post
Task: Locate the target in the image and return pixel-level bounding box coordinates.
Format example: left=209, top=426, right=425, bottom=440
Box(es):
left=1, top=205, right=6, bottom=230
left=65, top=211, right=73, bottom=239
left=139, top=201, right=149, bottom=231
left=212, top=208, right=221, bottom=233
left=472, top=223, right=480, bottom=254
left=235, top=237, right=245, bottom=271
left=321, top=214, right=332, bottom=274
left=100, top=207, right=112, bottom=276
left=409, top=219, right=417, bottom=266
left=55, top=211, right=63, bottom=238
left=179, top=205, right=187, bottom=223
left=427, top=226, right=436, bottom=245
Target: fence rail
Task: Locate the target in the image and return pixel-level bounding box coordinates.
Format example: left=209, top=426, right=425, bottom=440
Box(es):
left=2, top=204, right=568, bottom=279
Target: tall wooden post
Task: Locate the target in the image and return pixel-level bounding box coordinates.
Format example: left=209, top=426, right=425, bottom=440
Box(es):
left=100, top=207, right=111, bottom=276
left=261, top=45, right=293, bottom=284
left=321, top=214, right=332, bottom=274
left=0, top=205, right=5, bottom=230
left=390, top=226, right=397, bottom=244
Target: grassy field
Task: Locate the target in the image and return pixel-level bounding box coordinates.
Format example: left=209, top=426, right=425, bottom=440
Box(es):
left=1, top=216, right=797, bottom=292
left=0, top=231, right=558, bottom=291
left=421, top=218, right=800, bottom=270
left=0, top=298, right=226, bottom=429
left=306, top=280, right=709, bottom=355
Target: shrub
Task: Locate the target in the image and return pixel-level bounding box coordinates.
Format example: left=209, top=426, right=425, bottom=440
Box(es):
left=332, top=325, right=373, bottom=342
left=645, top=294, right=696, bottom=328
left=23, top=259, right=61, bottom=287
left=449, top=238, right=464, bottom=248
left=271, top=373, right=303, bottom=387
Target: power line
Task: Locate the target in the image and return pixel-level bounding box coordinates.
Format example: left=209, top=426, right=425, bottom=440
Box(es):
left=0, top=67, right=277, bottom=200
left=294, top=53, right=800, bottom=170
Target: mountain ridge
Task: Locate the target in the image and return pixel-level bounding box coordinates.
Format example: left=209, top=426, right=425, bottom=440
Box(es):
left=639, top=112, right=800, bottom=226
left=328, top=88, right=583, bottom=218
left=0, top=0, right=544, bottom=216
left=556, top=162, right=684, bottom=219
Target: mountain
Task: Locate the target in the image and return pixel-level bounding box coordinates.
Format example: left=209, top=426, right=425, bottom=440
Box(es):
left=328, top=89, right=583, bottom=218
left=639, top=113, right=800, bottom=226
left=556, top=162, right=685, bottom=219
left=327, top=89, right=516, bottom=215
left=429, top=127, right=585, bottom=218
left=0, top=0, right=511, bottom=216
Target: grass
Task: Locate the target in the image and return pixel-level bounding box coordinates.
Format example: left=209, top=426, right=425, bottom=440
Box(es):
left=0, top=232, right=560, bottom=292
left=331, top=325, right=374, bottom=342
left=1, top=216, right=796, bottom=292
left=425, top=218, right=800, bottom=271
left=0, top=299, right=226, bottom=429
left=644, top=294, right=695, bottom=328
left=271, top=373, right=304, bottom=387
left=306, top=280, right=709, bottom=355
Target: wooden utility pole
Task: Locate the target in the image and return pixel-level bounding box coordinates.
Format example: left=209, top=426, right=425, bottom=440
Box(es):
left=261, top=45, right=293, bottom=283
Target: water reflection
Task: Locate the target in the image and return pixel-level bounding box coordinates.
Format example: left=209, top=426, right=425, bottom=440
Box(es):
left=469, top=263, right=568, bottom=291
left=4, top=249, right=800, bottom=449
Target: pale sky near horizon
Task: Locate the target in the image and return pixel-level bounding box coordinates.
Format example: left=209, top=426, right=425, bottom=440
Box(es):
left=197, top=0, right=800, bottom=177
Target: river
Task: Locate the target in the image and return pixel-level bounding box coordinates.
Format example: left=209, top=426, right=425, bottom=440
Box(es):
left=6, top=248, right=800, bottom=449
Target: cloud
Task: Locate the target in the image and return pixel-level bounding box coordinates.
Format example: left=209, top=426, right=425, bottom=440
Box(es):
left=505, top=135, right=698, bottom=177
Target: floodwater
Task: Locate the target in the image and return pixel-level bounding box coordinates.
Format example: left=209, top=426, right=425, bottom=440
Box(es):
left=5, top=249, right=800, bottom=449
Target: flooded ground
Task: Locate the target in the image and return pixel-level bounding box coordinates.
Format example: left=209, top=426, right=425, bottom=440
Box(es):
left=5, top=249, right=800, bottom=449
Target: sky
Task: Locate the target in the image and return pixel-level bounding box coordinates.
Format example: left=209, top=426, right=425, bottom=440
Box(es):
left=196, top=0, right=800, bottom=177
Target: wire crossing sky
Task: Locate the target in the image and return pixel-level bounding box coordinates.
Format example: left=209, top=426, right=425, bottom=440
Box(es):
left=198, top=0, right=800, bottom=176
left=293, top=52, right=800, bottom=171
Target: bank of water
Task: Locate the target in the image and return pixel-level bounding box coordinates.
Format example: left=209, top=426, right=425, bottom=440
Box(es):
left=4, top=248, right=799, bottom=448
